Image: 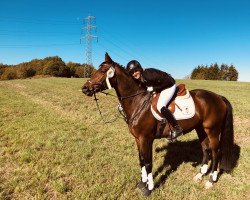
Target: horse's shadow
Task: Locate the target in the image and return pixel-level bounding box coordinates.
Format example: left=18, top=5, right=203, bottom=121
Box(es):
left=153, top=139, right=240, bottom=188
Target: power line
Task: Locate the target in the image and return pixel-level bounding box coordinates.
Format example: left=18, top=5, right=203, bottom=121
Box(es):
left=0, top=29, right=78, bottom=34
left=97, top=42, right=128, bottom=63
left=0, top=33, right=80, bottom=37
left=97, top=26, right=163, bottom=68
left=0, top=16, right=163, bottom=70
left=0, top=16, right=80, bottom=25
left=0, top=43, right=80, bottom=48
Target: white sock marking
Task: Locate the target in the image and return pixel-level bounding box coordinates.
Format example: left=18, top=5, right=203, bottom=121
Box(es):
left=201, top=164, right=208, bottom=174
left=147, top=173, right=154, bottom=190
left=212, top=171, right=218, bottom=182
left=141, top=166, right=147, bottom=183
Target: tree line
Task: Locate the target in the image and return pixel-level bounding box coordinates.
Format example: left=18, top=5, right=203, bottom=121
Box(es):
left=0, top=57, right=239, bottom=81
left=0, top=56, right=96, bottom=80
left=191, top=63, right=238, bottom=81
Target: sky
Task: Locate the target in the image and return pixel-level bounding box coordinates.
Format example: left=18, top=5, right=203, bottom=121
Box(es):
left=0, top=0, right=249, bottom=82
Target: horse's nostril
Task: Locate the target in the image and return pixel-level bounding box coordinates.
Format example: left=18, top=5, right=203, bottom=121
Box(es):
left=82, top=86, right=88, bottom=93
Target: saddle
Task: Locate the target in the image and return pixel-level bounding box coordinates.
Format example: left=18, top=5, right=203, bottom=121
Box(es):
left=151, top=84, right=194, bottom=139
left=151, top=84, right=187, bottom=117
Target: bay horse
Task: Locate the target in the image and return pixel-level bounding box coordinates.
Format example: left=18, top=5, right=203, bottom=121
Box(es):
left=82, top=53, right=234, bottom=196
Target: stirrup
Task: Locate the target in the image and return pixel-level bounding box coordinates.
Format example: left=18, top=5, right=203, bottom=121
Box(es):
left=168, top=126, right=183, bottom=140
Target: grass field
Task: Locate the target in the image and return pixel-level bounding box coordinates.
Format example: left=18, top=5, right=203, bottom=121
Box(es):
left=0, top=78, right=249, bottom=200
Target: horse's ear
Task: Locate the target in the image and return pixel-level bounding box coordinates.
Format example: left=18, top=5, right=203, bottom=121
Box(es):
left=105, top=52, right=113, bottom=63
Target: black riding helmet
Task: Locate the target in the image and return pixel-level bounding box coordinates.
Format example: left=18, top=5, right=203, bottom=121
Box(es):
left=126, top=60, right=143, bottom=75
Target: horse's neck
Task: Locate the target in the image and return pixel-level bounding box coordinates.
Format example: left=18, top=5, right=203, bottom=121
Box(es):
left=114, top=66, right=142, bottom=98
left=113, top=67, right=147, bottom=119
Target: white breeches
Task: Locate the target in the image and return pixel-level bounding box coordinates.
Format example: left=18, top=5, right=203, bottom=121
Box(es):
left=156, top=84, right=176, bottom=112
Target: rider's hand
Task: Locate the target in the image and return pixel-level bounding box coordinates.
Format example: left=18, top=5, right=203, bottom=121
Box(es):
left=147, top=86, right=154, bottom=92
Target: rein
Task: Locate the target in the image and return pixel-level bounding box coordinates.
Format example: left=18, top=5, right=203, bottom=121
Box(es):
left=93, top=90, right=148, bottom=124
left=93, top=92, right=124, bottom=124
left=100, top=90, right=146, bottom=100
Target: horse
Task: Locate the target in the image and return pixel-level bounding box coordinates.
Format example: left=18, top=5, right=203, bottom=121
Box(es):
left=82, top=53, right=234, bottom=196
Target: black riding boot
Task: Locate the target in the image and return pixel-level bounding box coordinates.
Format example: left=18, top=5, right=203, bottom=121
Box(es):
left=160, top=106, right=183, bottom=139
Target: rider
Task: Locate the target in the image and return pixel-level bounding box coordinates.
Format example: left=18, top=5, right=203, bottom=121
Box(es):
left=126, top=60, right=183, bottom=139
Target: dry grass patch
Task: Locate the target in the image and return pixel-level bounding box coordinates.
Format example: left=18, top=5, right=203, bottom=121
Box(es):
left=0, top=78, right=249, bottom=199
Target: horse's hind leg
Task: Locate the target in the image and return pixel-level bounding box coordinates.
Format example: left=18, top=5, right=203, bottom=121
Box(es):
left=194, top=126, right=210, bottom=182
left=204, top=128, right=220, bottom=189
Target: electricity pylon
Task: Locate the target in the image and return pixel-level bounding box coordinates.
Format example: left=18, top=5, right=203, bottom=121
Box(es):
left=81, top=15, right=97, bottom=77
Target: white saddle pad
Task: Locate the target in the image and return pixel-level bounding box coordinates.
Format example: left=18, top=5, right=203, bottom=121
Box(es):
left=151, top=90, right=195, bottom=121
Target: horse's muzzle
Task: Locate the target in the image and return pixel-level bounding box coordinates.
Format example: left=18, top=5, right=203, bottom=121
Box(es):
left=82, top=85, right=94, bottom=96
left=82, top=81, right=105, bottom=96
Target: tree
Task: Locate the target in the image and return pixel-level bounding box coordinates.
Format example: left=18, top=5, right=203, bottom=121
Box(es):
left=0, top=56, right=97, bottom=80
left=191, top=65, right=207, bottom=79
left=43, top=56, right=69, bottom=77
left=0, top=64, right=7, bottom=77
left=220, top=64, right=229, bottom=80
left=66, top=62, right=82, bottom=77
left=191, top=63, right=238, bottom=81
left=18, top=63, right=37, bottom=78
left=1, top=67, right=18, bottom=80
left=206, top=63, right=220, bottom=80
left=227, top=65, right=238, bottom=81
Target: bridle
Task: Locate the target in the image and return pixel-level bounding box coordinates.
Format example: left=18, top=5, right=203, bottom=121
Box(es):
left=89, top=63, right=147, bottom=100
left=88, top=63, right=149, bottom=124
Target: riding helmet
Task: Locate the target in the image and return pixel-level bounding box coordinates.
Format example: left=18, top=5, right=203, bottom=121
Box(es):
left=126, top=60, right=143, bottom=75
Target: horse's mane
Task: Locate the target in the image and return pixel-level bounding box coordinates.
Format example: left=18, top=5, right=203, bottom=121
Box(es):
left=114, top=62, right=144, bottom=88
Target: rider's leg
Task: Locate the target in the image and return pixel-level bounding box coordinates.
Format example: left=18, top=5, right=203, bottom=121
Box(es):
left=157, top=84, right=183, bottom=139
left=160, top=106, right=183, bottom=138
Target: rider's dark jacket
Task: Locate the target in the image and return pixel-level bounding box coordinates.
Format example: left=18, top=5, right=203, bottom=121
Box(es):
left=139, top=68, right=175, bottom=92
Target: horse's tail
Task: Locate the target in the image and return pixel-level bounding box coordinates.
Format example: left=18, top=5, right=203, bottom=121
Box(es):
left=220, top=96, right=234, bottom=172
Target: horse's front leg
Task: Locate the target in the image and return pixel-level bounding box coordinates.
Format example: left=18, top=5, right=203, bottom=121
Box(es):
left=194, top=136, right=210, bottom=182
left=136, top=137, right=154, bottom=196
left=136, top=150, right=147, bottom=189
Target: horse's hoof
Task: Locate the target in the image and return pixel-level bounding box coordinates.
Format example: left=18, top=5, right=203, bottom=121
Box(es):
left=137, top=181, right=147, bottom=189
left=205, top=180, right=213, bottom=189
left=141, top=187, right=152, bottom=197
left=193, top=173, right=203, bottom=182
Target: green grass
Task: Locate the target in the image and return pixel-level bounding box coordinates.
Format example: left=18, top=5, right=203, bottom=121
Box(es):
left=0, top=78, right=249, bottom=200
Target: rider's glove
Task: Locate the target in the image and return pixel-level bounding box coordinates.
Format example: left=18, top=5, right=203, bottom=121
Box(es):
left=147, top=86, right=154, bottom=92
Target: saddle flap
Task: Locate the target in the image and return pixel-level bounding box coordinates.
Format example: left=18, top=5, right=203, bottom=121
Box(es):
left=151, top=84, right=188, bottom=115
left=151, top=93, right=175, bottom=116
left=151, top=84, right=195, bottom=121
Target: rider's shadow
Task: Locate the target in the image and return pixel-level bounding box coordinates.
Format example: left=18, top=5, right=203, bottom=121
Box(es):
left=153, top=139, right=240, bottom=189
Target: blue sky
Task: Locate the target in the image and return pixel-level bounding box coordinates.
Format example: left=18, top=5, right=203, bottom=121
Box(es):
left=0, top=0, right=249, bottom=81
